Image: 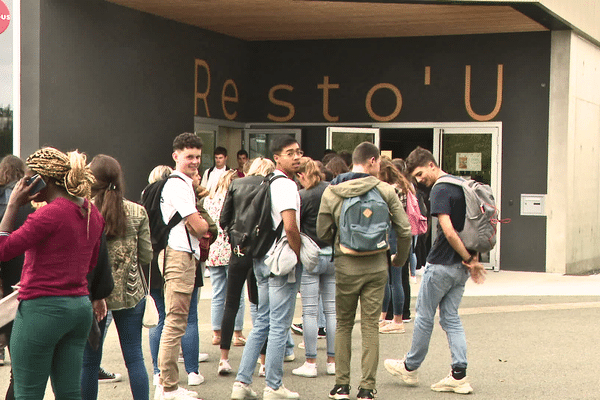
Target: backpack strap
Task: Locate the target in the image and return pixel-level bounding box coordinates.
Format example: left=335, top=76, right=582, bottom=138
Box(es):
left=165, top=174, right=196, bottom=255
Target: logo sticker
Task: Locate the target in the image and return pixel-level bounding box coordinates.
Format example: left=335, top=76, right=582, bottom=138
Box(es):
left=0, top=0, right=10, bottom=35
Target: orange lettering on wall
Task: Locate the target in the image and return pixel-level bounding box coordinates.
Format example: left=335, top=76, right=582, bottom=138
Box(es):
left=195, top=59, right=211, bottom=117
left=465, top=64, right=503, bottom=121
left=221, top=79, right=239, bottom=120
left=268, top=84, right=295, bottom=122
left=365, top=83, right=402, bottom=122
left=317, top=76, right=340, bottom=122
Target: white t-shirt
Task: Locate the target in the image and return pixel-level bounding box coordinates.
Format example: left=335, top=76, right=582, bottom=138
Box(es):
left=270, top=169, right=301, bottom=246
left=201, top=165, right=228, bottom=192
left=160, top=171, right=200, bottom=257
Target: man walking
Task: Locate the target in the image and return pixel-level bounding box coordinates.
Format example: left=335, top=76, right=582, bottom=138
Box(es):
left=156, top=133, right=209, bottom=400
left=384, top=146, right=485, bottom=395
left=317, top=142, right=412, bottom=400
left=230, top=135, right=303, bottom=400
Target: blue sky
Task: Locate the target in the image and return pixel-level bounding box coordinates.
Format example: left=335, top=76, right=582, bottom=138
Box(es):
left=0, top=0, right=12, bottom=108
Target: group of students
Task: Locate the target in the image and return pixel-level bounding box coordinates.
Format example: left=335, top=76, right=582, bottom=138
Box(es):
left=0, top=133, right=486, bottom=400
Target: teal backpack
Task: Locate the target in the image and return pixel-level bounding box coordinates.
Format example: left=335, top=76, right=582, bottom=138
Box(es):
left=338, top=187, right=390, bottom=256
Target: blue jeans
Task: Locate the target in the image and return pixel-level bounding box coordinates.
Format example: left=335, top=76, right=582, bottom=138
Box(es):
left=149, top=287, right=199, bottom=375
left=381, top=262, right=404, bottom=317
left=300, top=255, right=336, bottom=358
left=405, top=262, right=470, bottom=371
left=409, top=236, right=418, bottom=277
left=82, top=299, right=149, bottom=400
left=209, top=266, right=245, bottom=331
left=236, top=257, right=302, bottom=389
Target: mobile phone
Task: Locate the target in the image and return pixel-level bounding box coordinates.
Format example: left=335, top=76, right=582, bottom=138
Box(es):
left=26, top=174, right=46, bottom=195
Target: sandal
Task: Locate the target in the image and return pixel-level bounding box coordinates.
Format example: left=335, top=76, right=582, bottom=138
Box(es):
left=212, top=335, right=221, bottom=345
left=233, top=336, right=247, bottom=346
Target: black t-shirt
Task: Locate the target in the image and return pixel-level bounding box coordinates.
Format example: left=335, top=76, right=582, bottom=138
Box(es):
left=426, top=179, right=466, bottom=265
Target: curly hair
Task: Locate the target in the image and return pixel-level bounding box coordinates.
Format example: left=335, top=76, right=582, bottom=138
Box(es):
left=89, top=155, right=127, bottom=238
left=26, top=147, right=95, bottom=199
left=173, top=132, right=203, bottom=151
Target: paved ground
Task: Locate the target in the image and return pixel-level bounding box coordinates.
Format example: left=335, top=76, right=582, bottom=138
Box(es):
left=2, top=270, right=600, bottom=399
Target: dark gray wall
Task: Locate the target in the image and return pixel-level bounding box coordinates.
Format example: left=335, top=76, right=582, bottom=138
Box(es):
left=29, top=1, right=549, bottom=271
left=36, top=0, right=250, bottom=199
left=247, top=33, right=550, bottom=271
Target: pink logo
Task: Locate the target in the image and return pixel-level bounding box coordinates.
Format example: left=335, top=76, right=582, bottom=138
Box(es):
left=0, top=0, right=10, bottom=35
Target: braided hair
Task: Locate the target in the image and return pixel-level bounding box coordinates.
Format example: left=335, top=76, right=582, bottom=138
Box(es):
left=26, top=147, right=95, bottom=199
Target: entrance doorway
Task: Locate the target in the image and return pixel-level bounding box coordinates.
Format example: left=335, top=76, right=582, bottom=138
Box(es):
left=380, top=128, right=434, bottom=160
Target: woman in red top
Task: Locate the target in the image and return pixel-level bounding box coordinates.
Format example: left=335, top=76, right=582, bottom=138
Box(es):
left=0, top=147, right=104, bottom=400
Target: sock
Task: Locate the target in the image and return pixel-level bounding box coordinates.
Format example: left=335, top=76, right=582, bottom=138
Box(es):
left=452, top=367, right=466, bottom=380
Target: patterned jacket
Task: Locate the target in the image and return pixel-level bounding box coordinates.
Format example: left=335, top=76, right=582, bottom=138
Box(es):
left=105, top=200, right=153, bottom=310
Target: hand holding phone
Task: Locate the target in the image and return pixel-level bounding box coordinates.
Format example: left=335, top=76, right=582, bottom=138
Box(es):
left=26, top=174, right=46, bottom=195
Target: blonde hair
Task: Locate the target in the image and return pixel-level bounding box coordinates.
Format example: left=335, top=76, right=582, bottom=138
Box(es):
left=298, top=157, right=324, bottom=190
left=247, top=157, right=275, bottom=177
left=148, top=165, right=173, bottom=184
left=26, top=147, right=95, bottom=199
left=210, top=170, right=238, bottom=198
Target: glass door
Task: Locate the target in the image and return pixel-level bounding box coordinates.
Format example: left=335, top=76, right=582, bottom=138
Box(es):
left=243, top=129, right=301, bottom=160
left=326, top=127, right=380, bottom=153
left=194, top=123, right=218, bottom=173
left=433, top=126, right=502, bottom=270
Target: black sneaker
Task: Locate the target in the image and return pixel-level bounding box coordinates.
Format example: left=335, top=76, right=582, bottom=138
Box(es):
left=98, top=367, right=122, bottom=383
left=329, top=384, right=350, bottom=399
left=357, top=387, right=377, bottom=399
left=318, top=327, right=327, bottom=338
left=291, top=323, right=303, bottom=335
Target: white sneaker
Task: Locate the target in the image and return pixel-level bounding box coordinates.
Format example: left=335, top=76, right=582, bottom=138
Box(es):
left=153, top=373, right=160, bottom=386
left=156, top=385, right=200, bottom=400
left=258, top=363, right=266, bottom=377
left=284, top=353, right=295, bottom=362
left=430, top=373, right=473, bottom=394
left=231, top=381, right=258, bottom=400
left=218, top=359, right=233, bottom=375
left=326, top=362, right=336, bottom=375
left=298, top=341, right=305, bottom=350
left=263, top=384, right=300, bottom=399
left=187, top=372, right=204, bottom=386
left=198, top=353, right=209, bottom=363
left=384, top=359, right=418, bottom=386
left=292, top=362, right=317, bottom=378
left=204, top=269, right=210, bottom=278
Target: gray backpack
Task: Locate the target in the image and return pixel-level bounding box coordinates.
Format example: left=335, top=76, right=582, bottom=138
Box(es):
left=434, top=175, right=499, bottom=253
left=339, top=187, right=390, bottom=256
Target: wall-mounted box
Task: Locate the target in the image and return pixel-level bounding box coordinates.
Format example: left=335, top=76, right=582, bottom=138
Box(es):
left=521, top=194, right=546, bottom=216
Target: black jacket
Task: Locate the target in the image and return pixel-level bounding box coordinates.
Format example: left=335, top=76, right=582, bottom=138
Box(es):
left=219, top=175, right=264, bottom=233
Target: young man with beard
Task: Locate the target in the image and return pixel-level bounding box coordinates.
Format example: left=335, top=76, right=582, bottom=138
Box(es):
left=384, top=146, right=485, bottom=395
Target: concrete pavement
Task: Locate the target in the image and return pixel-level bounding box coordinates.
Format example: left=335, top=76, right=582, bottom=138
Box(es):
left=1, top=270, right=600, bottom=399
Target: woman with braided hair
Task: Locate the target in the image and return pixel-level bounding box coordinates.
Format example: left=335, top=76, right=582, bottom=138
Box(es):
left=0, top=147, right=105, bottom=400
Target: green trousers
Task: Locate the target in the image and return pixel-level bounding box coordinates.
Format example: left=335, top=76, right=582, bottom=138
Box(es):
left=335, top=269, right=388, bottom=390
left=10, top=296, right=93, bottom=400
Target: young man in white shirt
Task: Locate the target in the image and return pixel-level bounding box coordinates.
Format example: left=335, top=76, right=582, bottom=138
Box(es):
left=201, top=146, right=229, bottom=192
left=231, top=135, right=303, bottom=400
left=156, top=133, right=209, bottom=400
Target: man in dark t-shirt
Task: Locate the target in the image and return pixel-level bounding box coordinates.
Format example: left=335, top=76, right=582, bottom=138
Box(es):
left=384, top=147, right=485, bottom=395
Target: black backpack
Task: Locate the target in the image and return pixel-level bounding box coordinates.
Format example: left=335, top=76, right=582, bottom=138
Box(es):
left=229, top=173, right=285, bottom=259
left=140, top=174, right=186, bottom=253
